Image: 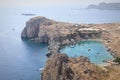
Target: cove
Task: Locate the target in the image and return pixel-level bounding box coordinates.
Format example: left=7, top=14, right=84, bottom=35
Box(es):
left=60, top=40, right=113, bottom=65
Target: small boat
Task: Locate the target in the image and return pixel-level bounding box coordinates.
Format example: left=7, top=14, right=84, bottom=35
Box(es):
left=96, top=53, right=100, bottom=54
left=88, top=48, right=91, bottom=51
left=37, top=68, right=44, bottom=71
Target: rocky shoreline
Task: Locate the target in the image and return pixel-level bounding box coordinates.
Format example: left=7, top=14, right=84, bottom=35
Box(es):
left=21, top=16, right=120, bottom=80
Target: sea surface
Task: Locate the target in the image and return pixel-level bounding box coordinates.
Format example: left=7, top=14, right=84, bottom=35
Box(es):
left=0, top=7, right=120, bottom=80
left=60, top=40, right=113, bottom=65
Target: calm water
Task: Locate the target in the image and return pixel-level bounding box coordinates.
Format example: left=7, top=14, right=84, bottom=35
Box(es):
left=0, top=7, right=119, bottom=80
left=60, top=40, right=113, bottom=65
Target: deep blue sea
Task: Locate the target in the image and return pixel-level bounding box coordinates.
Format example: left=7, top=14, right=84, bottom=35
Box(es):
left=0, top=7, right=120, bottom=80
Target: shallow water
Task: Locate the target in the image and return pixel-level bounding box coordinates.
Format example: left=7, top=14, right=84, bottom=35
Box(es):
left=60, top=40, right=113, bottom=65
left=0, top=7, right=119, bottom=80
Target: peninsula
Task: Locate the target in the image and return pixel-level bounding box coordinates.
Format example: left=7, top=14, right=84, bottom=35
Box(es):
left=87, top=2, right=120, bottom=10
left=21, top=16, right=120, bottom=80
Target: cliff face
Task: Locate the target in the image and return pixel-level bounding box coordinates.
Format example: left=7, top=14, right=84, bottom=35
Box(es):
left=41, top=53, right=72, bottom=80
left=42, top=53, right=109, bottom=80
left=21, top=16, right=102, bottom=44
left=21, top=16, right=120, bottom=80
left=21, top=16, right=56, bottom=43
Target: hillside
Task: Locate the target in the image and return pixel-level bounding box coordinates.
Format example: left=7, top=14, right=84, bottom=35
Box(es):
left=21, top=16, right=120, bottom=80
left=87, top=2, right=120, bottom=10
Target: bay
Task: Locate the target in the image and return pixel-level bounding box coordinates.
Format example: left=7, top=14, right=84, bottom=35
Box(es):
left=60, top=40, right=113, bottom=65
left=0, top=7, right=120, bottom=80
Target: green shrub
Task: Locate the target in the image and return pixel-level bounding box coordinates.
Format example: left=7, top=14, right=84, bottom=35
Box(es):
left=113, top=57, right=120, bottom=64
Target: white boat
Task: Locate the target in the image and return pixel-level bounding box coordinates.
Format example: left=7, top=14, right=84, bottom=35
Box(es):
left=37, top=68, right=44, bottom=71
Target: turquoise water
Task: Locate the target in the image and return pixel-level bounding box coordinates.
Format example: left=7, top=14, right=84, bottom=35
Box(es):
left=0, top=7, right=119, bottom=80
left=60, top=40, right=113, bottom=65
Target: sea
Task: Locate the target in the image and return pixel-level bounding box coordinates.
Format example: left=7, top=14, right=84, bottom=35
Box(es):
left=0, top=6, right=120, bottom=80
left=60, top=40, right=113, bottom=65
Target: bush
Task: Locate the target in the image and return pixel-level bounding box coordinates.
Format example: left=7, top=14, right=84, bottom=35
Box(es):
left=113, top=57, right=120, bottom=64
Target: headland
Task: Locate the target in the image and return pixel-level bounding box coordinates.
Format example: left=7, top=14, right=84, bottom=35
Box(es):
left=21, top=16, right=120, bottom=80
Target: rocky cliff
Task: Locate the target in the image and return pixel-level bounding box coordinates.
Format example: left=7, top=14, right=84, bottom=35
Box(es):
left=21, top=16, right=102, bottom=44
left=21, top=16, right=120, bottom=80
left=21, top=16, right=57, bottom=43
left=42, top=53, right=109, bottom=80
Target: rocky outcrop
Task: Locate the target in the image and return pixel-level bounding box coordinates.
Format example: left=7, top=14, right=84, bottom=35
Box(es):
left=21, top=16, right=120, bottom=80
left=21, top=16, right=56, bottom=43
left=21, top=16, right=102, bottom=44
left=41, top=53, right=72, bottom=80
left=42, top=53, right=109, bottom=80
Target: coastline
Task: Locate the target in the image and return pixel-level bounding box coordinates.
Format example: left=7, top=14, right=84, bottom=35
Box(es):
left=57, top=38, right=114, bottom=67
left=21, top=16, right=120, bottom=80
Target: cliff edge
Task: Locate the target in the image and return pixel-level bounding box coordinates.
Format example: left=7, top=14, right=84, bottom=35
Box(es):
left=21, top=16, right=102, bottom=44
left=21, top=16, right=56, bottom=43
left=21, top=16, right=120, bottom=80
left=42, top=53, right=109, bottom=80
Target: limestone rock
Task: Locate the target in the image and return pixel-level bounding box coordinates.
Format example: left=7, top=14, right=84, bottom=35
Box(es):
left=41, top=53, right=74, bottom=80
left=21, top=16, right=56, bottom=43
left=21, top=16, right=102, bottom=44
left=21, top=16, right=120, bottom=80
left=42, top=54, right=108, bottom=80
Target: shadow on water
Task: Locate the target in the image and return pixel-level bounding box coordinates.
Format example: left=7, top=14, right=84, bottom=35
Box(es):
left=20, top=39, right=49, bottom=80
left=21, top=38, right=48, bottom=67
left=21, top=38, right=48, bottom=48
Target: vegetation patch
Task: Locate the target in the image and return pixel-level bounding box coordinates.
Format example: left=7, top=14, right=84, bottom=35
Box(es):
left=113, top=57, right=120, bottom=64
